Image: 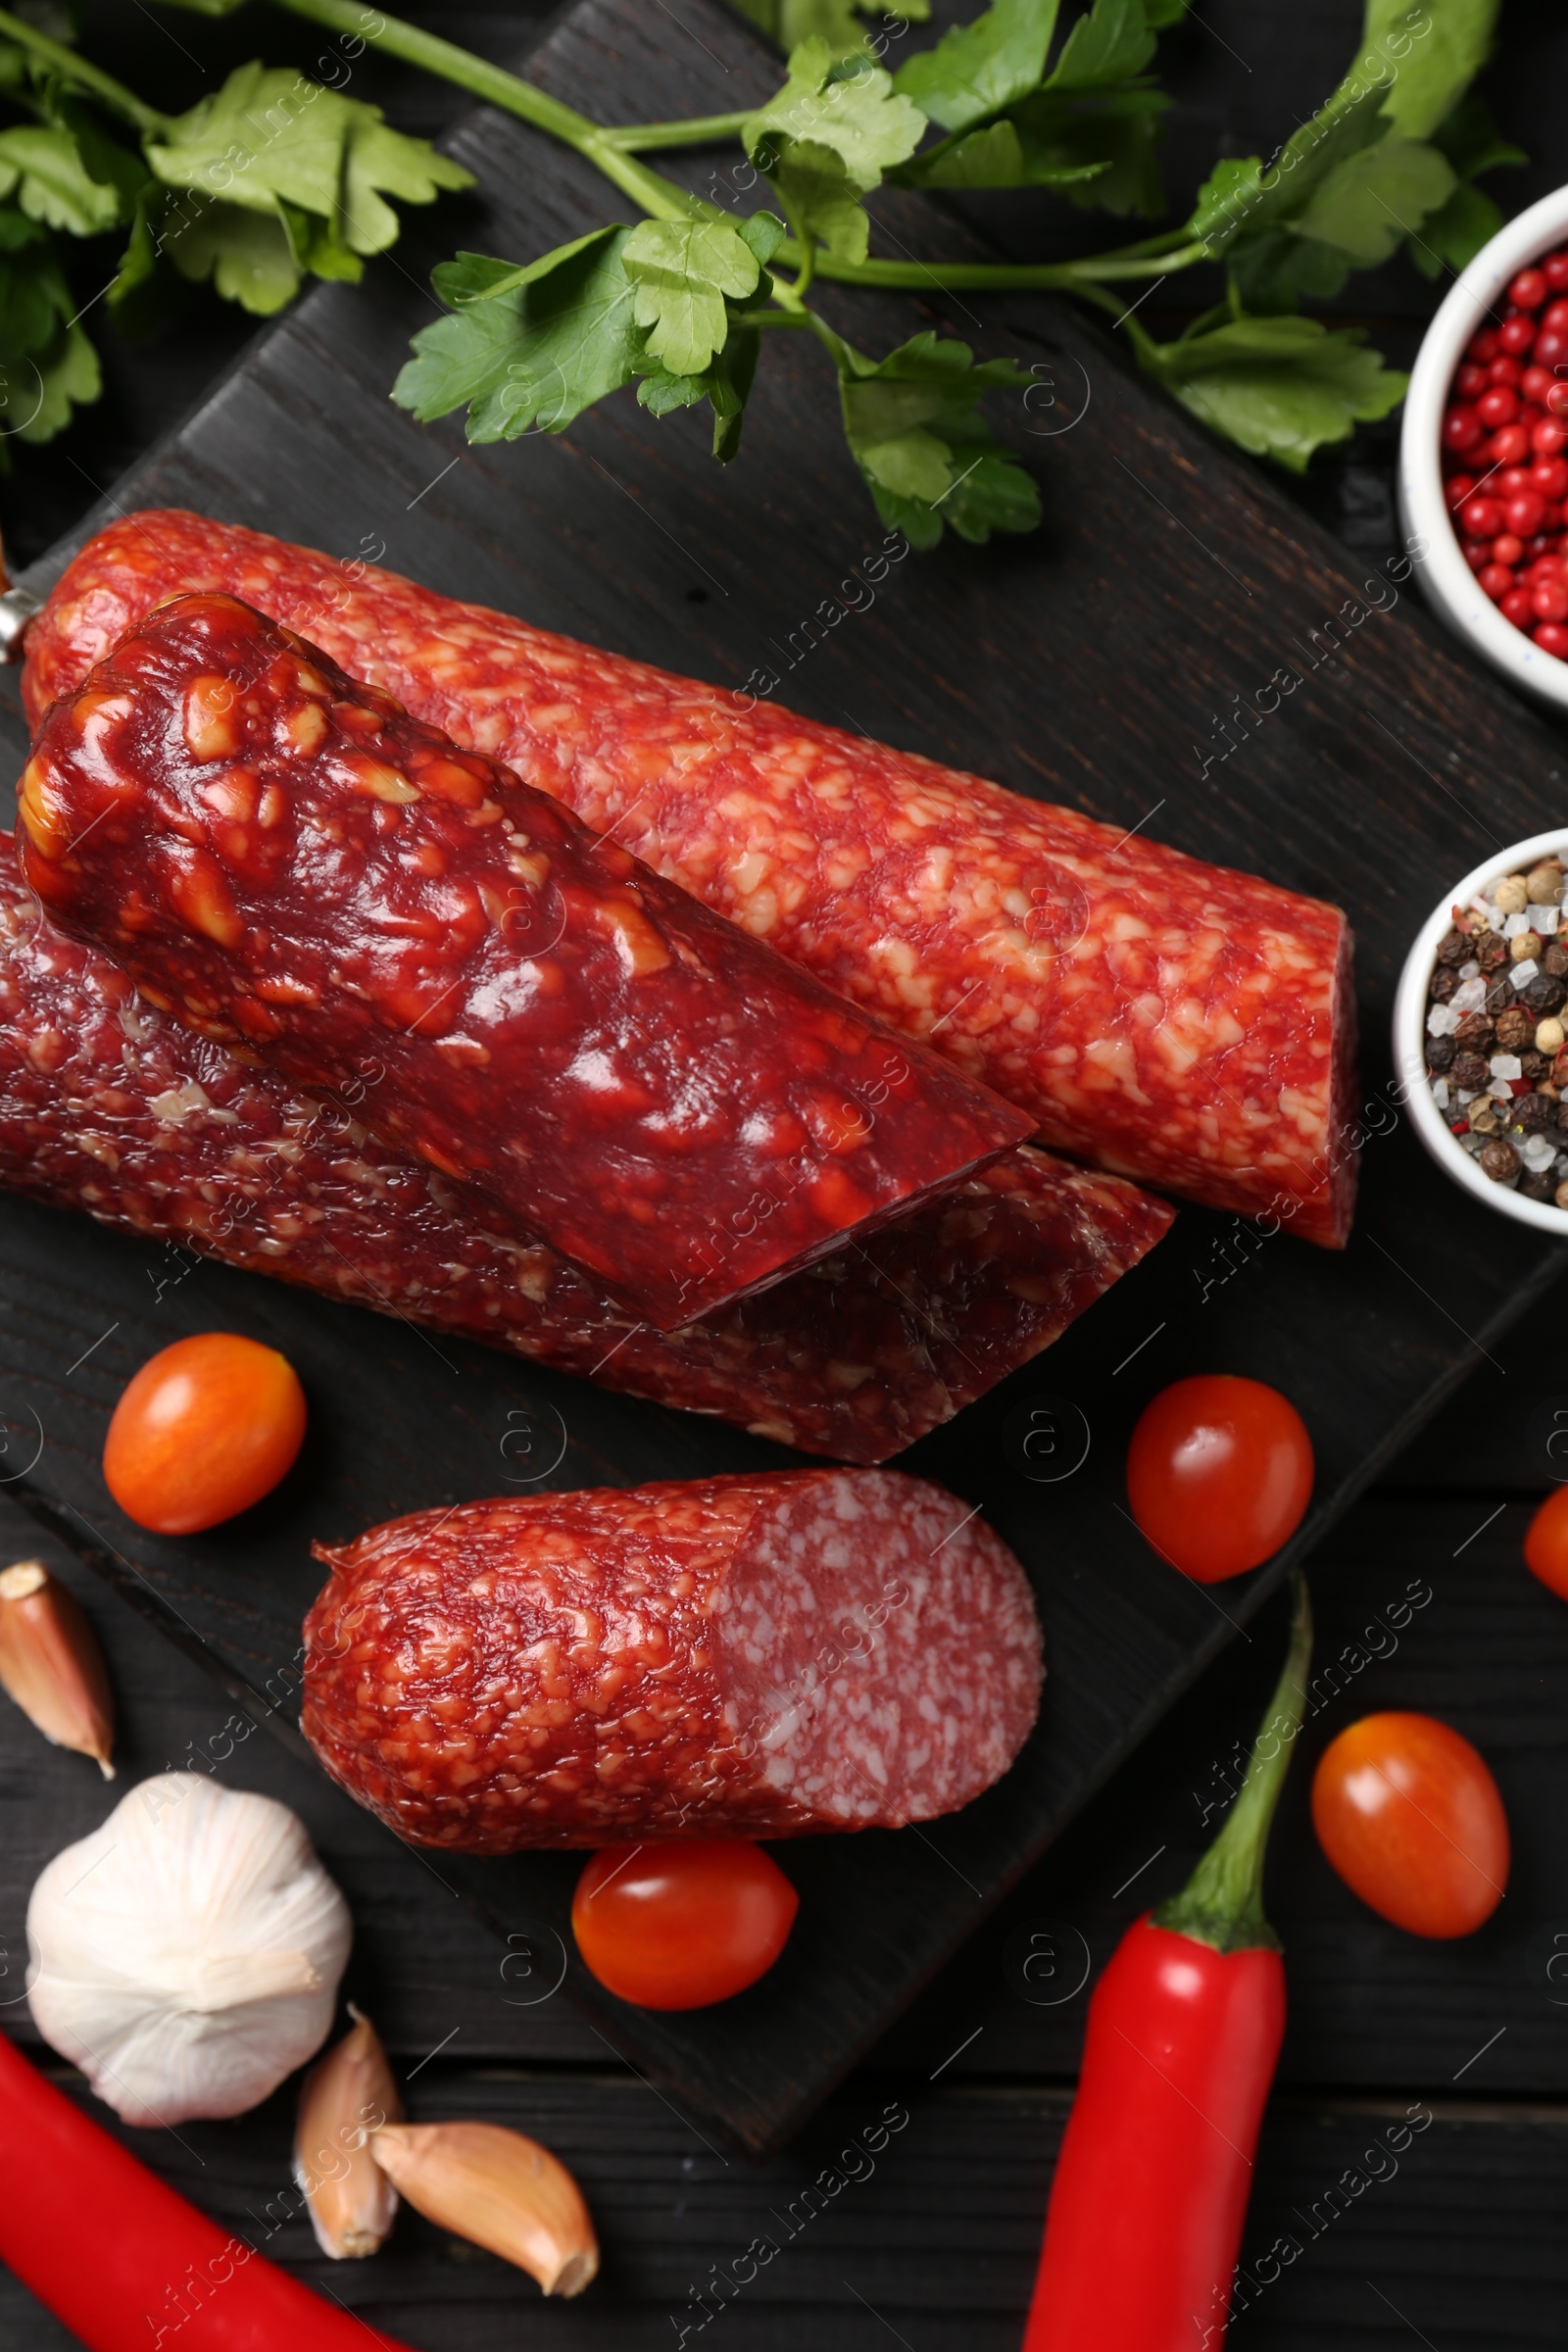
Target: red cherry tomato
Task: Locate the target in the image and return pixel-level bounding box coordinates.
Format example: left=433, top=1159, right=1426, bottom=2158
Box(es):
left=1311, top=1713, right=1509, bottom=1939
left=1525, top=1487, right=1568, bottom=1600
left=571, top=1841, right=799, bottom=2009
left=1125, top=1375, right=1313, bottom=1583
left=103, top=1332, right=308, bottom=1534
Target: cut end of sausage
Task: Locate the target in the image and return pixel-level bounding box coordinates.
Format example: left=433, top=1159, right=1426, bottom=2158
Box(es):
left=714, top=1470, right=1043, bottom=1829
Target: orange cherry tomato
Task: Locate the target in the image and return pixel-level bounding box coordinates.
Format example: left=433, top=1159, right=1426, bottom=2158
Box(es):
left=1525, top=1487, right=1568, bottom=1601
left=1311, top=1712, right=1509, bottom=1938
left=1125, top=1375, right=1313, bottom=1582
left=103, top=1332, right=308, bottom=1535
left=571, top=1841, right=799, bottom=2010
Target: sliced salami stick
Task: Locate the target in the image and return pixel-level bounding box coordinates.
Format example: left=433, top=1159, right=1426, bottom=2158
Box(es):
left=302, top=1471, right=1044, bottom=1849
left=24, top=511, right=1358, bottom=1244
left=0, top=838, right=1172, bottom=1464
left=20, top=594, right=1030, bottom=1331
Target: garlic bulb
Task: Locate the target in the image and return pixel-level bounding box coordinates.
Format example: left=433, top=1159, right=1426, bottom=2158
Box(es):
left=26, top=1773, right=352, bottom=2126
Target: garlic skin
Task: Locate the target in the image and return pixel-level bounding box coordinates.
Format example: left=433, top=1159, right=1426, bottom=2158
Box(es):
left=26, top=1773, right=351, bottom=2126
left=295, top=2007, right=402, bottom=2258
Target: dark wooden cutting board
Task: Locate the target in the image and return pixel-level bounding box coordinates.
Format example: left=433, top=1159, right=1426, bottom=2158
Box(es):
left=0, top=0, right=1564, bottom=2160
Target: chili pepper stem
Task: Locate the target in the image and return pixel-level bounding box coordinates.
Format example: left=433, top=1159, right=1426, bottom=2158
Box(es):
left=1153, top=1569, right=1312, bottom=1955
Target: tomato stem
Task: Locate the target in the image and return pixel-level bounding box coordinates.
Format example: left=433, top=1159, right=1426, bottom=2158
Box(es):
left=1153, top=1569, right=1312, bottom=1955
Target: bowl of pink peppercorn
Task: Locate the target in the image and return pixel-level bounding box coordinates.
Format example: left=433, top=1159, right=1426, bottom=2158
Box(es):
left=1399, top=186, right=1568, bottom=710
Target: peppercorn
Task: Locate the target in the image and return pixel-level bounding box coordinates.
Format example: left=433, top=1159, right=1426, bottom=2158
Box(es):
left=1494, top=876, right=1531, bottom=915
left=1480, top=1137, right=1521, bottom=1181
left=1470, top=1099, right=1503, bottom=1135
left=1451, top=1052, right=1492, bottom=1092
left=1527, top=859, right=1566, bottom=904
left=1523, top=1049, right=1550, bottom=1079
left=1457, top=1010, right=1499, bottom=1050
left=1431, top=965, right=1458, bottom=1002
left=1436, top=926, right=1472, bottom=964
left=1478, top=934, right=1509, bottom=970
left=1556, top=1179, right=1568, bottom=1209
left=1539, top=1016, right=1567, bottom=1055
left=1512, top=929, right=1544, bottom=962
left=1428, top=1035, right=1457, bottom=1073
left=1524, top=973, right=1568, bottom=1013
left=1486, top=979, right=1514, bottom=1015
left=1521, top=1167, right=1558, bottom=1201
left=1545, top=943, right=1568, bottom=977
left=1517, top=1091, right=1555, bottom=1133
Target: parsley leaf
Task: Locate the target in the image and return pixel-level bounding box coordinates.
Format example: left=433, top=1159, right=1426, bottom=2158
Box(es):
left=146, top=65, right=471, bottom=265
left=1137, top=314, right=1407, bottom=470
left=0, top=215, right=101, bottom=457
left=623, top=216, right=760, bottom=374
left=745, top=39, right=926, bottom=183
left=395, top=229, right=645, bottom=439
left=818, top=322, right=1038, bottom=547
left=746, top=40, right=922, bottom=265
left=159, top=192, right=304, bottom=315
left=1357, top=0, right=1499, bottom=142
left=894, top=0, right=1167, bottom=214
left=773, top=138, right=880, bottom=258
left=1407, top=90, right=1524, bottom=277
left=892, top=0, right=1059, bottom=134
left=0, top=124, right=122, bottom=234
left=1049, top=0, right=1155, bottom=87
left=17, top=316, right=100, bottom=443
left=1289, top=133, right=1454, bottom=264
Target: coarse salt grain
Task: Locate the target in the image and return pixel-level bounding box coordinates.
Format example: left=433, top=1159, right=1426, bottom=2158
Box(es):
left=1523, top=1135, right=1557, bottom=1171
left=1432, top=1079, right=1450, bottom=1109
left=1460, top=960, right=1481, bottom=980
left=1457, top=1088, right=1478, bottom=1104
left=1491, top=1079, right=1516, bottom=1100
left=1512, top=958, right=1540, bottom=988
left=1505, top=912, right=1534, bottom=939
left=1531, top=904, right=1561, bottom=934
left=1428, top=1004, right=1459, bottom=1036
left=1451, top=978, right=1488, bottom=1012
left=1491, top=1054, right=1524, bottom=1079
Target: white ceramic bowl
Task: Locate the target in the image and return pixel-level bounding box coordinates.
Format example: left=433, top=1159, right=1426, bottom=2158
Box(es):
left=1398, top=183, right=1568, bottom=709
left=1396, top=827, right=1568, bottom=1230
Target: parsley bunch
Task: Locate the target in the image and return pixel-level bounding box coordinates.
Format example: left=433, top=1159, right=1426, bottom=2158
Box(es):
left=0, top=0, right=1524, bottom=547
left=360, top=0, right=1519, bottom=546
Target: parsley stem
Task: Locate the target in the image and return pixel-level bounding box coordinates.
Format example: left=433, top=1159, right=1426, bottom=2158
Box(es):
left=805, top=240, right=1208, bottom=291
left=601, top=113, right=757, bottom=150
left=0, top=7, right=172, bottom=137
left=271, top=0, right=714, bottom=221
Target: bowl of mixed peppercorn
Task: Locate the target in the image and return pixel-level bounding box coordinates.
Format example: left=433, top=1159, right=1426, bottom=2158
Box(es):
left=1397, top=830, right=1568, bottom=1229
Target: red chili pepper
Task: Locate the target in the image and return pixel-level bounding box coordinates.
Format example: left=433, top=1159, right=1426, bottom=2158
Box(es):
left=1022, top=1570, right=1312, bottom=2352
left=0, top=2031, right=417, bottom=2352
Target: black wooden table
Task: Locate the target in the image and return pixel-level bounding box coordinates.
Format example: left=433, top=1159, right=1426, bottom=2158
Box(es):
left=3, top=3, right=1568, bottom=2345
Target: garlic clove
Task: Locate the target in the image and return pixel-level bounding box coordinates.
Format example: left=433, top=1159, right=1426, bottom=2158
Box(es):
left=295, top=2006, right=403, bottom=2260
left=368, top=2120, right=598, bottom=2295
left=0, top=1560, right=115, bottom=1776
